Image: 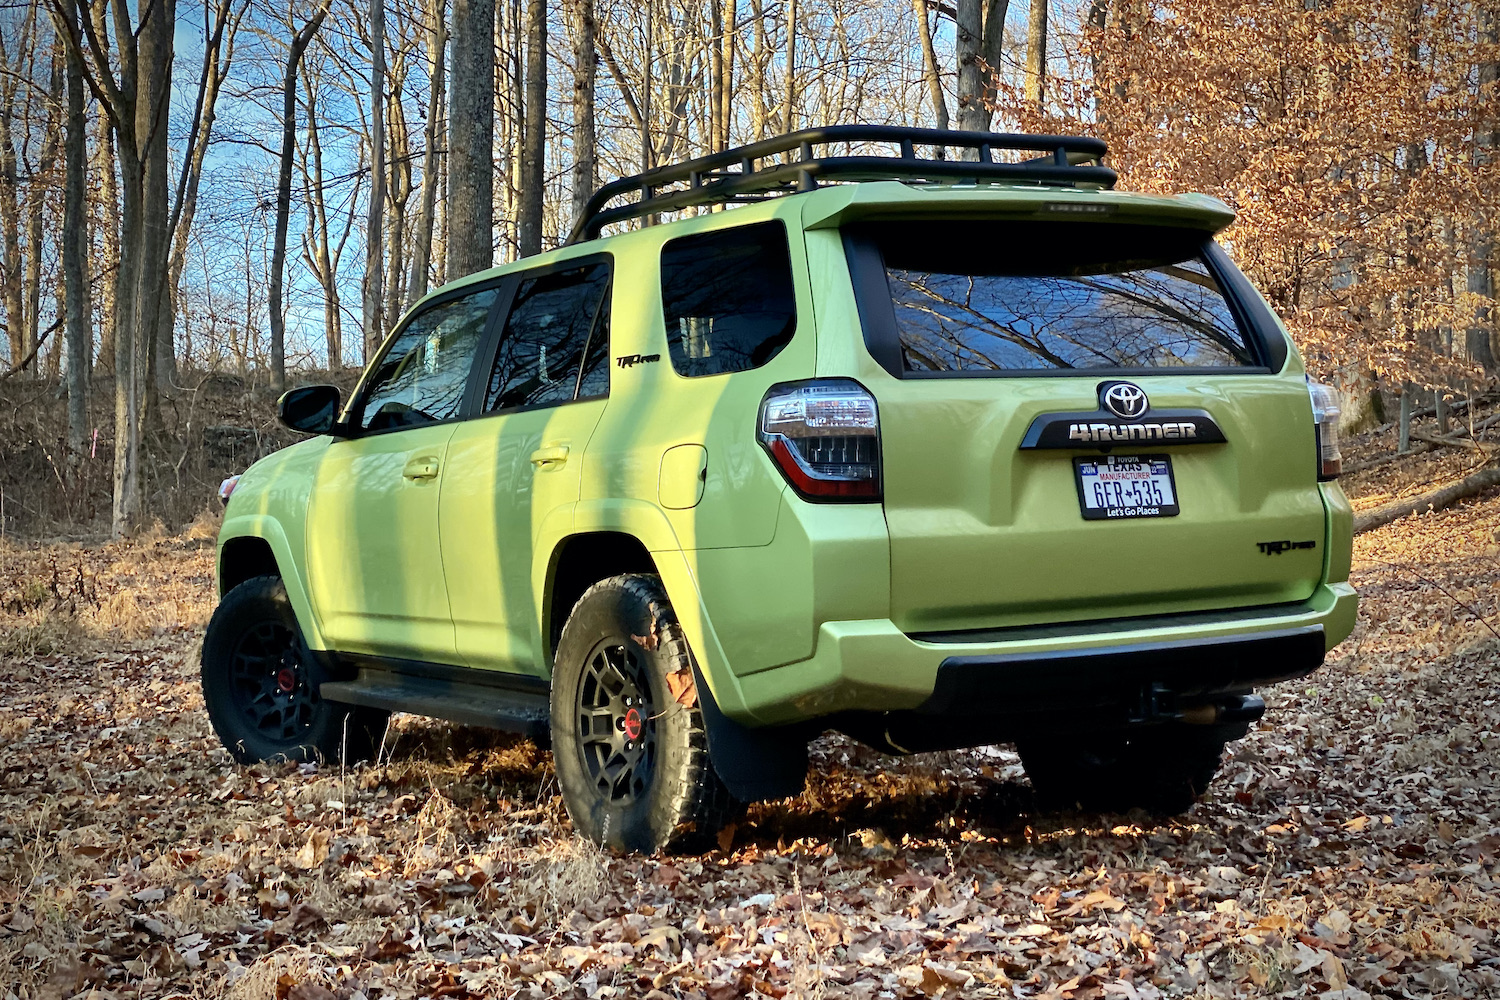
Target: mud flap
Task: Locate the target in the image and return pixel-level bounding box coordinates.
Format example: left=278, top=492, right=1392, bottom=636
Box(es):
left=692, top=663, right=811, bottom=803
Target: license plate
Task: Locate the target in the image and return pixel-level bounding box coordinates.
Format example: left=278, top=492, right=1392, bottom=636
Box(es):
left=1074, top=454, right=1179, bottom=520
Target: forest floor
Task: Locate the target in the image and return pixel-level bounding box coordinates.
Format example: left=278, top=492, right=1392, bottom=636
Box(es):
left=2, top=413, right=1499, bottom=1000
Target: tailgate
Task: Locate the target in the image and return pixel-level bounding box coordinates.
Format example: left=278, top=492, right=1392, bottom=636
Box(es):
left=844, top=217, right=1326, bottom=634
left=877, top=375, right=1326, bottom=634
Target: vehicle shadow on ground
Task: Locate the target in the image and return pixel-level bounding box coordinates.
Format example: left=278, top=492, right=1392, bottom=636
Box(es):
left=375, top=719, right=1060, bottom=851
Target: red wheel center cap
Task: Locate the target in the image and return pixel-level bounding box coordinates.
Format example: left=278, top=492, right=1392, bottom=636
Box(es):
left=276, top=667, right=297, bottom=693
left=623, top=708, right=642, bottom=740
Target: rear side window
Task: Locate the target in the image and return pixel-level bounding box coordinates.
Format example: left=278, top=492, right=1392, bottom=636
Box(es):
left=358, top=287, right=498, bottom=431
left=867, top=222, right=1257, bottom=373
left=660, top=221, right=797, bottom=377
left=486, top=261, right=611, bottom=411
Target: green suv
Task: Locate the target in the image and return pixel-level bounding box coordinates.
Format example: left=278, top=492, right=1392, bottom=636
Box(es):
left=204, top=126, right=1357, bottom=852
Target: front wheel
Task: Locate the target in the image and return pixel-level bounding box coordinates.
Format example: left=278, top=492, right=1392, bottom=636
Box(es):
left=201, top=576, right=388, bottom=766
left=1016, top=724, right=1231, bottom=815
left=550, top=574, right=738, bottom=853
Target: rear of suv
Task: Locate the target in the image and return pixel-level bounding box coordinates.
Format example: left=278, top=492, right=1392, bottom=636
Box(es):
left=205, top=126, right=1356, bottom=852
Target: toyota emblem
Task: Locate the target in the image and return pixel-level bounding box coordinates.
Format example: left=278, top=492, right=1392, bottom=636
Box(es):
left=1100, top=381, right=1149, bottom=419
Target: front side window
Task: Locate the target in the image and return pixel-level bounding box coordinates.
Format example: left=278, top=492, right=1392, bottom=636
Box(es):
left=871, top=222, right=1258, bottom=373
left=486, top=261, right=612, bottom=411
left=660, top=221, right=798, bottom=378
left=358, top=288, right=498, bottom=431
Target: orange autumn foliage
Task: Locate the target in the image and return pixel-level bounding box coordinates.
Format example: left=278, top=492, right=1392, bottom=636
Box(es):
left=999, top=0, right=1500, bottom=392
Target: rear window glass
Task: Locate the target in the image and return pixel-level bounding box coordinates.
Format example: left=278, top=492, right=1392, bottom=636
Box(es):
left=871, top=222, right=1257, bottom=372
left=485, top=261, right=611, bottom=411
left=660, top=221, right=797, bottom=377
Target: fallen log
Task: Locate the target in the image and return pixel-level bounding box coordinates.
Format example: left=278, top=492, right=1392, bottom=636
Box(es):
left=1354, top=462, right=1500, bottom=534
left=1408, top=429, right=1496, bottom=453
left=1366, top=390, right=1500, bottom=437
left=1343, top=442, right=1433, bottom=475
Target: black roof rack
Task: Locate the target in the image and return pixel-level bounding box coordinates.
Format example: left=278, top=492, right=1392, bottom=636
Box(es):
left=565, top=124, right=1115, bottom=245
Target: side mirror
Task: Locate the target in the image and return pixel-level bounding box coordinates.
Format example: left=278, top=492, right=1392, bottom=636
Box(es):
left=277, top=384, right=347, bottom=436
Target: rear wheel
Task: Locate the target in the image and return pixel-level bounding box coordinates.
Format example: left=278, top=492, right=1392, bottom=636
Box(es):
left=1016, top=724, right=1230, bottom=815
left=550, top=574, right=737, bottom=853
left=202, top=576, right=388, bottom=765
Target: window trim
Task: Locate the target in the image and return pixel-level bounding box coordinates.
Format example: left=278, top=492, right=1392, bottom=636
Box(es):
left=659, top=218, right=799, bottom=380
left=343, top=278, right=510, bottom=438
left=472, top=252, right=615, bottom=416
left=841, top=224, right=1279, bottom=380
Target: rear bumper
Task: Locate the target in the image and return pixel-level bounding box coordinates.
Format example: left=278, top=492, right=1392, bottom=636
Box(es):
left=731, top=581, right=1357, bottom=725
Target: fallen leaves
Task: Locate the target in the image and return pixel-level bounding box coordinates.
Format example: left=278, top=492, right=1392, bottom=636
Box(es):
left=292, top=827, right=331, bottom=870
left=665, top=662, right=697, bottom=707
left=2, top=439, right=1500, bottom=998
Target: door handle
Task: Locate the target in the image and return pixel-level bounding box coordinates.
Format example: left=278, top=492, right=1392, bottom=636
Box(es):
left=402, top=457, right=440, bottom=480
left=529, top=445, right=570, bottom=468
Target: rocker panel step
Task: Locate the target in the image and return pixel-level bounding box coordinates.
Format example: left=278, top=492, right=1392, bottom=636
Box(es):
left=319, top=657, right=551, bottom=739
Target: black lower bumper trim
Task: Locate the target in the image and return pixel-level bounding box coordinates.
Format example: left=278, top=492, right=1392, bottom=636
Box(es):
left=918, top=624, right=1325, bottom=717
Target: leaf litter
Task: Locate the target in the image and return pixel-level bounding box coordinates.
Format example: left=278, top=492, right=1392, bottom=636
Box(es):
left=1, top=456, right=1499, bottom=998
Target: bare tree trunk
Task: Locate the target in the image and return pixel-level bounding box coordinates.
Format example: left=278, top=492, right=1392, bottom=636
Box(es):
left=748, top=0, right=768, bottom=140
left=132, top=0, right=175, bottom=473
left=914, top=0, right=948, bottom=134
left=59, top=0, right=89, bottom=451
left=269, top=2, right=330, bottom=393
left=25, top=45, right=62, bottom=372
left=955, top=0, right=985, bottom=138
left=0, top=28, right=26, bottom=371
left=570, top=0, right=596, bottom=223
left=406, top=0, right=444, bottom=305
left=719, top=0, right=735, bottom=149
left=1397, top=384, right=1413, bottom=453
left=1467, top=7, right=1497, bottom=372
left=642, top=0, right=654, bottom=171
left=1024, top=0, right=1048, bottom=111
left=383, top=55, right=412, bottom=326
left=363, top=0, right=387, bottom=360
left=432, top=112, right=446, bottom=285
left=781, top=0, right=797, bottom=134
left=709, top=0, right=722, bottom=152
left=66, top=0, right=180, bottom=535
left=979, top=0, right=1009, bottom=129
left=448, top=0, right=494, bottom=276
left=93, top=81, right=118, bottom=370
left=517, top=0, right=546, bottom=256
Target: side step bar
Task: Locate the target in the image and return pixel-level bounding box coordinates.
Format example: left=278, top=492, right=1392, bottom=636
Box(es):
left=319, top=657, right=551, bottom=739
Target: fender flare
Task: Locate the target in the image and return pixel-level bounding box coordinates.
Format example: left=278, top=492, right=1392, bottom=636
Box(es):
left=564, top=498, right=763, bottom=725
left=218, top=514, right=327, bottom=651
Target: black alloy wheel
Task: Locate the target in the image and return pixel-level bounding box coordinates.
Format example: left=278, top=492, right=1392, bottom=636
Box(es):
left=202, top=575, right=389, bottom=766
left=577, top=640, right=658, bottom=804
left=229, top=619, right=320, bottom=743
left=550, top=574, right=738, bottom=853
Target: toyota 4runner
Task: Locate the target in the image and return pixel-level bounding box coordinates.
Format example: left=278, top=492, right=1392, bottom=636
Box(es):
left=204, top=126, right=1357, bottom=852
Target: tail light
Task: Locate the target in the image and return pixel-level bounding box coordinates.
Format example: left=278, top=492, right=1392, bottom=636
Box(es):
left=758, top=379, right=881, bottom=501
left=218, top=474, right=242, bottom=506
left=1308, top=381, right=1342, bottom=480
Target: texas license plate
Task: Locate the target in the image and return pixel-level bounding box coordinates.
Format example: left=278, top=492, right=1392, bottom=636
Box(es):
left=1074, top=455, right=1179, bottom=520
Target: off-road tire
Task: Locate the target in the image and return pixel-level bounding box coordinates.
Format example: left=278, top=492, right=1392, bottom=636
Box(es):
left=1016, top=724, right=1230, bottom=815
left=202, top=576, right=389, bottom=766
left=550, top=574, right=738, bottom=853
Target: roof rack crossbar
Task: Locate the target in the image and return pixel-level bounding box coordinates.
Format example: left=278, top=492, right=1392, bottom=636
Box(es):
left=564, top=124, right=1115, bottom=244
